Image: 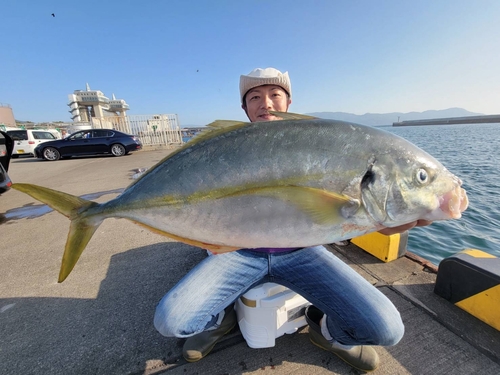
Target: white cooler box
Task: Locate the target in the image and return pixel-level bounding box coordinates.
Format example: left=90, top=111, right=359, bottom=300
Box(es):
left=235, top=282, right=311, bottom=348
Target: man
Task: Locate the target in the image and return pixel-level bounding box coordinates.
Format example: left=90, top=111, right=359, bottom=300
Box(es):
left=154, top=67, right=427, bottom=372
left=239, top=67, right=292, bottom=122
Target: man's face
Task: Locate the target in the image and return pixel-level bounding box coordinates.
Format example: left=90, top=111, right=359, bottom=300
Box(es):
left=242, top=85, right=291, bottom=122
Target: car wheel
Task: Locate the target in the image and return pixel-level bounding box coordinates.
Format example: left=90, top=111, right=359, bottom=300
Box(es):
left=111, top=144, right=126, bottom=157
left=43, top=147, right=60, bottom=161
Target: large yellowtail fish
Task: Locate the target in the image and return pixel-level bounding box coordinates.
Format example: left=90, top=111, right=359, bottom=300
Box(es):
left=12, top=113, right=468, bottom=282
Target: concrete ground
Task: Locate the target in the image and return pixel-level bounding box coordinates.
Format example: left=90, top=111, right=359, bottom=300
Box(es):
left=1, top=150, right=499, bottom=375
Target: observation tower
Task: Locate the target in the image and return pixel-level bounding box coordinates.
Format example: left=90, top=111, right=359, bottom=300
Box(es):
left=67, top=84, right=129, bottom=122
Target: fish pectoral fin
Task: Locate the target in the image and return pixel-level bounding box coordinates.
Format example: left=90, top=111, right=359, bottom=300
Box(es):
left=234, top=186, right=360, bottom=225
left=269, top=111, right=318, bottom=120
left=132, top=222, right=241, bottom=254
left=59, top=217, right=102, bottom=282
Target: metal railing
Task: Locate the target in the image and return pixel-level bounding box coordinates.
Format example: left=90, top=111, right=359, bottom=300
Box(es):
left=91, top=114, right=183, bottom=148
left=3, top=114, right=184, bottom=148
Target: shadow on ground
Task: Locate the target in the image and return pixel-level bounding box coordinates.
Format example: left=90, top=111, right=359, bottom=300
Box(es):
left=1, top=242, right=359, bottom=375
left=1, top=243, right=203, bottom=374
left=3, top=242, right=499, bottom=375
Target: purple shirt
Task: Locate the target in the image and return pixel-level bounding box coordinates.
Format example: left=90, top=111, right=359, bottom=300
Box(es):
left=247, top=247, right=303, bottom=254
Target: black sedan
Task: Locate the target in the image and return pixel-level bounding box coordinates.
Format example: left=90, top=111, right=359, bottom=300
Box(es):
left=34, top=129, right=142, bottom=161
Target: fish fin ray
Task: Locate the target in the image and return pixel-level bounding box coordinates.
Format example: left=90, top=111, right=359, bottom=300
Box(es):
left=229, top=186, right=360, bottom=225
left=269, top=111, right=318, bottom=120
left=12, top=183, right=98, bottom=219
left=128, top=120, right=249, bottom=187
left=206, top=120, right=246, bottom=129
left=187, top=120, right=247, bottom=143
left=132, top=222, right=241, bottom=254
left=59, top=217, right=102, bottom=282
left=12, top=183, right=102, bottom=282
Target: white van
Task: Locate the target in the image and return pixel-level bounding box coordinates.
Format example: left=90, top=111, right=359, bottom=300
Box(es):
left=6, top=129, right=59, bottom=158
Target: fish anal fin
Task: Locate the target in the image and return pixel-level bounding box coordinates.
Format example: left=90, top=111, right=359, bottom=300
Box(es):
left=132, top=222, right=241, bottom=254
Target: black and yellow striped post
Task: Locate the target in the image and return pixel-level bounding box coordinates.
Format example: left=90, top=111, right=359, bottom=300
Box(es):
left=350, top=231, right=408, bottom=262
left=434, top=249, right=500, bottom=330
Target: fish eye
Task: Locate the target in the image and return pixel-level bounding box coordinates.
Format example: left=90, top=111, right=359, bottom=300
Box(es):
left=416, top=168, right=429, bottom=184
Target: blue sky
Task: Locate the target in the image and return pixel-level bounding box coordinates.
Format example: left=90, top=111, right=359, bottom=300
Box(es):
left=1, top=0, right=499, bottom=126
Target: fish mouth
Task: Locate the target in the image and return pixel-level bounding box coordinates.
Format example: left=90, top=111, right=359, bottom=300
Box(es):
left=437, top=186, right=469, bottom=219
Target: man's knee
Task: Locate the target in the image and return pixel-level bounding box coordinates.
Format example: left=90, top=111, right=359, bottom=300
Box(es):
left=153, top=297, right=199, bottom=337
left=153, top=299, right=214, bottom=338
left=154, top=302, right=178, bottom=337
left=372, top=310, right=405, bottom=346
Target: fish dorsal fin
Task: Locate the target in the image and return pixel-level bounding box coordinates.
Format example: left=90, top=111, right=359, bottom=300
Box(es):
left=128, top=119, right=250, bottom=187
left=186, top=120, right=247, bottom=144
left=206, top=120, right=246, bottom=129
left=269, top=111, right=318, bottom=121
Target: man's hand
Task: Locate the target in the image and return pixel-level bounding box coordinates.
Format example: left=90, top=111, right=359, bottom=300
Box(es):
left=378, top=220, right=432, bottom=236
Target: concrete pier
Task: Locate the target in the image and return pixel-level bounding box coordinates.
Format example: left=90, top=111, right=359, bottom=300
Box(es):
left=2, top=150, right=499, bottom=374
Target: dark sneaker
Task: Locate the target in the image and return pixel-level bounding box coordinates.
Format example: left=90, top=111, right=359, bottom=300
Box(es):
left=182, top=305, right=237, bottom=362
left=305, top=305, right=380, bottom=372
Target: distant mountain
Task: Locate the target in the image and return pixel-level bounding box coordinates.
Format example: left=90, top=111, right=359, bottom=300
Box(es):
left=306, top=108, right=484, bottom=126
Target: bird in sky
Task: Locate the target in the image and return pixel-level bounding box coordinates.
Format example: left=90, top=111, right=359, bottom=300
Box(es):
left=51, top=13, right=55, bottom=17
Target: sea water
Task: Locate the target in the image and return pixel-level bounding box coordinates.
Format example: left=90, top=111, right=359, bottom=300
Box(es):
left=387, top=123, right=500, bottom=265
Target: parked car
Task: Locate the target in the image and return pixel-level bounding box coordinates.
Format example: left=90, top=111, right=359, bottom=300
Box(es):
left=6, top=129, right=59, bottom=158
left=34, top=129, right=142, bottom=161
left=0, top=163, right=12, bottom=194
left=1, top=131, right=13, bottom=170
left=0, top=131, right=13, bottom=195
left=0, top=162, right=12, bottom=194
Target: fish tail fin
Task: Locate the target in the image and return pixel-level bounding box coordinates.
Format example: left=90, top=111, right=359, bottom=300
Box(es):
left=12, top=183, right=102, bottom=282
left=60, top=217, right=101, bottom=282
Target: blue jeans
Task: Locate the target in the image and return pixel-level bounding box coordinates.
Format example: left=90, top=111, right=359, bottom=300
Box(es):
left=154, top=246, right=404, bottom=346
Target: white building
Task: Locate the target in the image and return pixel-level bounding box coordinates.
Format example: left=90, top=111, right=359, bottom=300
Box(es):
left=67, top=84, right=129, bottom=122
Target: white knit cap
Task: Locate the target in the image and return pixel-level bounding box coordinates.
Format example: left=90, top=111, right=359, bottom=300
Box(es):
left=239, top=67, right=291, bottom=103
